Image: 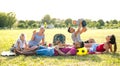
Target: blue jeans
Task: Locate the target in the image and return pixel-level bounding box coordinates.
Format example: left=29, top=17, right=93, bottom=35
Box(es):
left=36, top=46, right=54, bottom=56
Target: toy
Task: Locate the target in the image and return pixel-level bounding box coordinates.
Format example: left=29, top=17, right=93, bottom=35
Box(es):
left=77, top=47, right=88, bottom=56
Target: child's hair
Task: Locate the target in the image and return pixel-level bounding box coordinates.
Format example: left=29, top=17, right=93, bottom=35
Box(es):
left=53, top=34, right=66, bottom=45
left=84, top=38, right=95, bottom=43
left=19, top=33, right=26, bottom=40
left=68, top=27, right=71, bottom=33
left=109, top=34, right=117, bottom=52
left=80, top=41, right=84, bottom=48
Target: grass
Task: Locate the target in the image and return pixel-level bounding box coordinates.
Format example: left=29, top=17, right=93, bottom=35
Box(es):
left=0, top=28, right=120, bottom=66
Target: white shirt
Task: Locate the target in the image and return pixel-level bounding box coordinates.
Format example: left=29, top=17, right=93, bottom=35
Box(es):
left=71, top=32, right=82, bottom=43
left=14, top=39, right=26, bottom=49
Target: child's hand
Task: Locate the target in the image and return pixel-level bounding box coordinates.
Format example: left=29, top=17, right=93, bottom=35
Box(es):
left=95, top=52, right=102, bottom=54
left=55, top=46, right=60, bottom=51
left=33, top=30, right=36, bottom=35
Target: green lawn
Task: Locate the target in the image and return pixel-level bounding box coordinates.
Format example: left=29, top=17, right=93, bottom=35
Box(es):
left=0, top=29, right=120, bottom=66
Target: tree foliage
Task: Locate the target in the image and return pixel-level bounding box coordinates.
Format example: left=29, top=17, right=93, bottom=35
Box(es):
left=65, top=18, right=72, bottom=27
left=0, top=12, right=16, bottom=28
left=42, top=14, right=51, bottom=24
left=0, top=12, right=120, bottom=29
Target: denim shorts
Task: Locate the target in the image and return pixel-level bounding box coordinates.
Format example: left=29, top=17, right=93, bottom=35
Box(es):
left=89, top=43, right=98, bottom=52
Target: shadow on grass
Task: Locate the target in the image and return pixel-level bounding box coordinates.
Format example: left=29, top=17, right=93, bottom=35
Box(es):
left=34, top=54, right=102, bottom=62
left=4, top=53, right=119, bottom=63
left=105, top=53, right=120, bottom=59
left=1, top=54, right=102, bottom=63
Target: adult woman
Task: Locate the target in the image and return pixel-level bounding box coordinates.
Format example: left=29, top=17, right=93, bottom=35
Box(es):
left=27, top=27, right=45, bottom=51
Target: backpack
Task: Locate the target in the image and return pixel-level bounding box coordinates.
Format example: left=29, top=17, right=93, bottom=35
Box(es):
left=53, top=34, right=66, bottom=45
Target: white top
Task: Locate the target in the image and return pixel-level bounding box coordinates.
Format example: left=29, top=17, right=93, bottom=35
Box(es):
left=71, top=32, right=82, bottom=43
left=14, top=39, right=26, bottom=49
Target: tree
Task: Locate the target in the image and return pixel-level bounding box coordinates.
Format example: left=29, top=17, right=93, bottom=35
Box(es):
left=27, top=20, right=36, bottom=28
left=42, top=14, right=51, bottom=24
left=96, top=22, right=101, bottom=29
left=18, top=20, right=29, bottom=28
left=0, top=12, right=7, bottom=27
left=0, top=12, right=16, bottom=28
left=32, top=23, right=38, bottom=28
left=50, top=18, right=56, bottom=24
left=65, top=18, right=72, bottom=27
left=98, top=19, right=105, bottom=26
left=18, top=20, right=26, bottom=24
left=112, top=19, right=118, bottom=24
left=18, top=23, right=26, bottom=28
left=104, top=21, right=110, bottom=29
left=7, top=12, right=17, bottom=28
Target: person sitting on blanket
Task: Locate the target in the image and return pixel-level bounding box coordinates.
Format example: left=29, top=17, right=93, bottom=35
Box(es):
left=27, top=27, right=45, bottom=51
left=10, top=33, right=28, bottom=54
left=76, top=34, right=117, bottom=54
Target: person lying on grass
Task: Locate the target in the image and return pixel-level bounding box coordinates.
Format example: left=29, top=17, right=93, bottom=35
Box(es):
left=10, top=33, right=28, bottom=54
left=54, top=40, right=84, bottom=56
left=76, top=34, right=117, bottom=54
left=14, top=40, right=84, bottom=56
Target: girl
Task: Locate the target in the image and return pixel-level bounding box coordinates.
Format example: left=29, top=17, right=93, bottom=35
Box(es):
left=54, top=40, right=84, bottom=56
left=11, top=33, right=27, bottom=54
left=75, top=34, right=117, bottom=54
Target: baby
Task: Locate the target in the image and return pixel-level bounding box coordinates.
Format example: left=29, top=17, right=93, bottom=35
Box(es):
left=73, top=19, right=87, bottom=32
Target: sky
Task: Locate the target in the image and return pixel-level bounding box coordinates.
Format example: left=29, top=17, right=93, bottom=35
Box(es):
left=0, top=0, right=120, bottom=21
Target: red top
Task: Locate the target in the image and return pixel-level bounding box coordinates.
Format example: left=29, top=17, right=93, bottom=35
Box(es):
left=96, top=44, right=106, bottom=52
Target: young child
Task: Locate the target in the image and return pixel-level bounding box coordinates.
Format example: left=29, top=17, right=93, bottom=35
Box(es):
left=84, top=38, right=96, bottom=43
left=73, top=19, right=87, bottom=32
left=76, top=35, right=117, bottom=54
left=54, top=40, right=85, bottom=56
left=11, top=33, right=28, bottom=54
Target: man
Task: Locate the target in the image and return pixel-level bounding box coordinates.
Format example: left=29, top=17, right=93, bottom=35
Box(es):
left=68, top=19, right=87, bottom=43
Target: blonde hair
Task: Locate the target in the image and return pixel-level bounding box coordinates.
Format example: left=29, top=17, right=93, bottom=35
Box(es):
left=19, top=33, right=26, bottom=40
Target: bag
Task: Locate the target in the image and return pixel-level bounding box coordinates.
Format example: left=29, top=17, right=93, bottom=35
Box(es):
left=53, top=34, right=66, bottom=45
left=1, top=51, right=16, bottom=56
left=10, top=44, right=15, bottom=52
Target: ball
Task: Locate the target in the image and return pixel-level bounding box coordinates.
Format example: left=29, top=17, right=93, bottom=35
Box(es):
left=77, top=47, right=88, bottom=56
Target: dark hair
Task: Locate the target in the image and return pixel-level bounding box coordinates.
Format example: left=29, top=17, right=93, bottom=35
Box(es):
left=68, top=27, right=71, bottom=33
left=109, top=34, right=117, bottom=52
left=80, top=41, right=84, bottom=48
left=84, top=40, right=89, bottom=43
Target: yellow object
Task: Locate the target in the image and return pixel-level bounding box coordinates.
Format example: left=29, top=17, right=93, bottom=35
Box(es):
left=77, top=47, right=88, bottom=56
left=44, top=22, right=47, bottom=28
